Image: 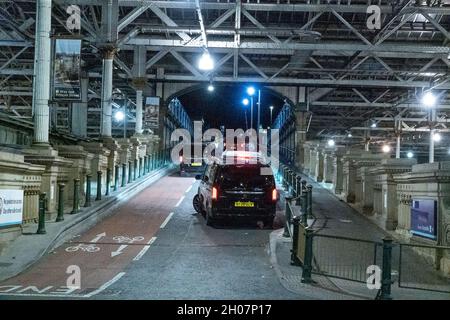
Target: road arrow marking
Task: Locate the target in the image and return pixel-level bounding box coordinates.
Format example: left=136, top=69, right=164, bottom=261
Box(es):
left=91, top=232, right=106, bottom=243
left=111, top=244, right=128, bottom=257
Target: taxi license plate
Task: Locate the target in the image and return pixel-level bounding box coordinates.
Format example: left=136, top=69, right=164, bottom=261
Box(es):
left=191, top=162, right=202, bottom=166
left=234, top=201, right=254, bottom=208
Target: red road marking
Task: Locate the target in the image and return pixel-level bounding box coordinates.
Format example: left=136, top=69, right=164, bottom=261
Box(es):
left=0, top=176, right=195, bottom=296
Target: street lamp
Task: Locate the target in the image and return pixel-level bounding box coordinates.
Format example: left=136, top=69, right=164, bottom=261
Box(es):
left=269, top=105, right=274, bottom=125
left=247, top=87, right=255, bottom=96
left=432, top=132, right=441, bottom=142
left=422, top=91, right=436, bottom=108
left=407, top=151, right=414, bottom=158
left=327, top=139, right=335, bottom=147
left=198, top=52, right=214, bottom=71
left=382, top=145, right=391, bottom=153
left=242, top=98, right=249, bottom=106
left=114, top=110, right=124, bottom=121
left=207, top=84, right=214, bottom=92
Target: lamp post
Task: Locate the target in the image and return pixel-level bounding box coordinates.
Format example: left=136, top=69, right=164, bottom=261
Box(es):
left=269, top=105, right=274, bottom=126
left=247, top=87, right=255, bottom=130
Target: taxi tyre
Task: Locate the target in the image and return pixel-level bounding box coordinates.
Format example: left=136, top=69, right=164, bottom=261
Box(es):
left=193, top=194, right=203, bottom=215
left=206, top=210, right=216, bottom=227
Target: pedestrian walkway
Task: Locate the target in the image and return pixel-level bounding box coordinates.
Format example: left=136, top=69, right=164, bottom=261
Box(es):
left=271, top=174, right=450, bottom=300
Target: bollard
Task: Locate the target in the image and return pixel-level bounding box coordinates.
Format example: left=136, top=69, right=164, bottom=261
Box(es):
left=295, top=176, right=302, bottom=205
left=133, top=159, right=137, bottom=181
left=138, top=158, right=141, bottom=178
left=290, top=216, right=301, bottom=266
left=128, top=161, right=132, bottom=183
left=106, top=168, right=111, bottom=196
left=150, top=154, right=154, bottom=171
left=56, top=183, right=65, bottom=222
left=84, top=174, right=92, bottom=207
left=70, top=179, right=80, bottom=214
left=96, top=171, right=102, bottom=201
left=114, top=165, right=119, bottom=191
left=121, top=163, right=127, bottom=187
left=301, top=228, right=314, bottom=283
left=283, top=196, right=293, bottom=237
left=143, top=156, right=148, bottom=175
left=282, top=166, right=287, bottom=189
left=36, top=193, right=47, bottom=234
left=300, top=192, right=308, bottom=226
left=306, top=185, right=313, bottom=218
left=378, top=236, right=394, bottom=300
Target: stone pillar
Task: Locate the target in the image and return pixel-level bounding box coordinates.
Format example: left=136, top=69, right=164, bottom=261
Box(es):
left=315, top=147, right=324, bottom=182
left=32, top=0, right=52, bottom=145
left=100, top=48, right=115, bottom=138
left=302, top=142, right=311, bottom=175
left=323, top=150, right=334, bottom=183
left=394, top=162, right=450, bottom=276
left=309, top=146, right=317, bottom=178
left=294, top=110, right=308, bottom=170
left=71, top=77, right=88, bottom=137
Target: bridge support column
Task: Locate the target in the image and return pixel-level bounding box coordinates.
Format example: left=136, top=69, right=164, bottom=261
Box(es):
left=72, top=77, right=88, bottom=137
left=100, top=48, right=115, bottom=138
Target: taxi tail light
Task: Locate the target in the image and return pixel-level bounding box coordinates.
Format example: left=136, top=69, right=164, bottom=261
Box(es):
left=272, top=188, right=277, bottom=202
left=212, top=186, right=218, bottom=200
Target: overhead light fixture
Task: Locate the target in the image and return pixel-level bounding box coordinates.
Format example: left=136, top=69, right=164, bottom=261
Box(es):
left=327, top=139, right=335, bottom=147
left=242, top=98, right=249, bottom=106
left=198, top=52, right=214, bottom=71
left=407, top=151, right=414, bottom=158
left=207, top=84, right=214, bottom=92
left=432, top=132, right=441, bottom=142
left=347, top=133, right=353, bottom=138
left=114, top=111, right=124, bottom=121
left=422, top=91, right=436, bottom=107
left=247, top=86, right=256, bottom=96
left=371, top=122, right=377, bottom=128
left=382, top=145, right=391, bottom=153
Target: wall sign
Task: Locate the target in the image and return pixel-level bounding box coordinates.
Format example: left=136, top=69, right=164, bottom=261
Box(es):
left=0, top=189, right=24, bottom=227
left=53, top=38, right=82, bottom=100
left=410, top=199, right=437, bottom=240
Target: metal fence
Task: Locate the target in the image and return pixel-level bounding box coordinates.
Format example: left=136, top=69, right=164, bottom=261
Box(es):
left=311, top=234, right=382, bottom=283
left=398, top=243, right=450, bottom=293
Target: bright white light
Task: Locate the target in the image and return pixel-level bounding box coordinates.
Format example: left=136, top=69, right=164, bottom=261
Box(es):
left=207, top=84, right=214, bottom=92
left=243, top=98, right=249, bottom=106
left=247, top=87, right=256, bottom=96
left=347, top=133, right=353, bottom=138
left=198, top=52, right=214, bottom=71
left=327, top=139, right=335, bottom=147
left=269, top=105, right=274, bottom=110
left=371, top=123, right=377, bottom=128
left=432, top=132, right=441, bottom=142
left=407, top=151, right=414, bottom=158
left=422, top=91, right=436, bottom=107
left=114, top=111, right=124, bottom=121
left=382, top=145, right=391, bottom=153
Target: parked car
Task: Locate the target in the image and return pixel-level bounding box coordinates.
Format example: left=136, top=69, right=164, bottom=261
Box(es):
left=192, top=151, right=278, bottom=227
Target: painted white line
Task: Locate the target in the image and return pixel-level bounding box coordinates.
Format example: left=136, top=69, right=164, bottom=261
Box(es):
left=132, top=237, right=157, bottom=261
left=160, top=212, right=174, bottom=229
left=175, top=195, right=185, bottom=207
left=185, top=185, right=193, bottom=193
left=83, top=272, right=126, bottom=298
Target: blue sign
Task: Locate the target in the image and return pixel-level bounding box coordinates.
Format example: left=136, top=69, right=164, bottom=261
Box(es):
left=410, top=199, right=437, bottom=240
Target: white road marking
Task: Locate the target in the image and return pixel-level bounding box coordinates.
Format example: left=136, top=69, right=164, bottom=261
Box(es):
left=91, top=232, right=106, bottom=243
left=175, top=195, right=185, bottom=207
left=111, top=244, right=128, bottom=257
left=0, top=272, right=126, bottom=298
left=185, top=185, right=192, bottom=193
left=132, top=237, right=157, bottom=261
left=160, top=212, right=174, bottom=229
left=83, top=272, right=126, bottom=298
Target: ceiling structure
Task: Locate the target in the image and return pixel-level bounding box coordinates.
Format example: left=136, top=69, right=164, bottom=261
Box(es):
left=0, top=0, right=449, bottom=157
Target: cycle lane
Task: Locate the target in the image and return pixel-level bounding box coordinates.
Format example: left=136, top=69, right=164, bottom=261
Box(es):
left=0, top=174, right=195, bottom=298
